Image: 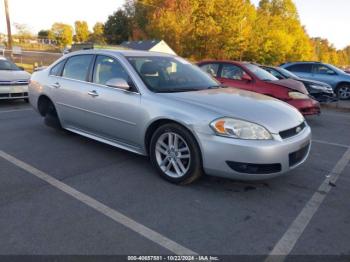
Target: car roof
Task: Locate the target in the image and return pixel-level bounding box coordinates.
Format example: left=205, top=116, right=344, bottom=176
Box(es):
left=65, top=49, right=176, bottom=58
left=197, top=60, right=251, bottom=66
left=0, top=56, right=7, bottom=61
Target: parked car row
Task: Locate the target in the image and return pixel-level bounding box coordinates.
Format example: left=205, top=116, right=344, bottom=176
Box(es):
left=1, top=50, right=348, bottom=185
left=197, top=60, right=321, bottom=116
left=281, top=61, right=350, bottom=100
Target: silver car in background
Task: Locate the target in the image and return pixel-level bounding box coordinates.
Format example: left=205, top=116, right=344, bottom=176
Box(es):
left=29, top=50, right=311, bottom=184
left=0, top=56, right=31, bottom=102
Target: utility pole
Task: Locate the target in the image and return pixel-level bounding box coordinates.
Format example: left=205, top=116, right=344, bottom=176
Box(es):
left=4, top=0, right=13, bottom=51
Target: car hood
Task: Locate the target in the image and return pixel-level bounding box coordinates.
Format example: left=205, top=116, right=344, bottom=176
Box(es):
left=297, top=78, right=331, bottom=88
left=271, top=79, right=308, bottom=94
left=0, top=70, right=31, bottom=81
left=161, top=88, right=305, bottom=134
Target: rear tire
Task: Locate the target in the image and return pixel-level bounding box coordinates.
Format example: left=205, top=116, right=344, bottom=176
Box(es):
left=336, top=84, right=350, bottom=100
left=149, top=123, right=203, bottom=185
left=44, top=101, right=62, bottom=130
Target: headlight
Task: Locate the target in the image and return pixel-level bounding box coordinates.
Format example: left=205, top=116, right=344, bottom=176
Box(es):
left=210, top=118, right=272, bottom=140
left=288, top=92, right=309, bottom=99
left=309, top=84, right=329, bottom=90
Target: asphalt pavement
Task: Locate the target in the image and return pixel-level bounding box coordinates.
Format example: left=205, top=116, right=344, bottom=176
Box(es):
left=0, top=100, right=349, bottom=261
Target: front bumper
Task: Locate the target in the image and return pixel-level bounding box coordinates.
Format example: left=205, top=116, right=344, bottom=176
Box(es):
left=198, top=125, right=311, bottom=180
left=287, top=99, right=320, bottom=116
left=0, top=85, right=29, bottom=100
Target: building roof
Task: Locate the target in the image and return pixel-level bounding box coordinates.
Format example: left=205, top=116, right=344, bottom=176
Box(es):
left=120, top=40, right=161, bottom=51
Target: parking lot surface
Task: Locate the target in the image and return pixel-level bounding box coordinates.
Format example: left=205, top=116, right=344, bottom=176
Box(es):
left=0, top=100, right=349, bottom=259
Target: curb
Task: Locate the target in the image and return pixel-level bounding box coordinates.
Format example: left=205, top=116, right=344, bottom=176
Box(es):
left=321, top=102, right=350, bottom=113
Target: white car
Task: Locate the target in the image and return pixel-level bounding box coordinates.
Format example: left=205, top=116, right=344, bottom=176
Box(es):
left=0, top=56, right=31, bottom=102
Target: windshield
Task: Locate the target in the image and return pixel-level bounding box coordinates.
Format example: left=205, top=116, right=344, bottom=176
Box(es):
left=126, top=56, right=220, bottom=92
left=277, top=67, right=300, bottom=79
left=245, top=64, right=278, bottom=81
left=0, top=59, right=20, bottom=71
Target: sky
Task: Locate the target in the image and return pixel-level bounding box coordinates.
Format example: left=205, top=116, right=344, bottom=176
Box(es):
left=1, top=0, right=349, bottom=49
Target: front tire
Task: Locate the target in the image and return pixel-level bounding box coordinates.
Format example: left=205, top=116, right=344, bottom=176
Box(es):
left=336, top=84, right=350, bottom=100
left=150, top=123, right=203, bottom=185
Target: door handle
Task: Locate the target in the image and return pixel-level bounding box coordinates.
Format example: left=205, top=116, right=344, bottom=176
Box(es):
left=51, top=82, right=60, bottom=88
left=88, top=90, right=99, bottom=97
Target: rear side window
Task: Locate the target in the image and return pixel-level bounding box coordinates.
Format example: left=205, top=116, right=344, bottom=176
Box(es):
left=62, top=55, right=94, bottom=81
left=50, top=60, right=66, bottom=76
left=286, top=64, right=312, bottom=73
left=199, top=63, right=219, bottom=77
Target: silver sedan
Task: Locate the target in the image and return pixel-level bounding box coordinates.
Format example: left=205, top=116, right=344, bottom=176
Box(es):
left=29, top=50, right=311, bottom=184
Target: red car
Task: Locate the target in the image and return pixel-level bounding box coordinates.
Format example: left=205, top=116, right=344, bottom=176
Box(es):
left=197, top=61, right=320, bottom=116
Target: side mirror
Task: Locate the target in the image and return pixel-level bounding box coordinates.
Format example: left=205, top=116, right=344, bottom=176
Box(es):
left=105, top=78, right=130, bottom=91
left=242, top=73, right=252, bottom=82
left=18, top=66, right=25, bottom=71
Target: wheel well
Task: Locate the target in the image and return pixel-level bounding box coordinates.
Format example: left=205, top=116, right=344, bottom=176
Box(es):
left=336, top=82, right=350, bottom=90
left=37, top=95, right=53, bottom=116
left=144, top=119, right=200, bottom=155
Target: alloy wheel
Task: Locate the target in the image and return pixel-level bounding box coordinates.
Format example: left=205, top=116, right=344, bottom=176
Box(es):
left=155, top=132, right=191, bottom=178
left=338, top=86, right=350, bottom=99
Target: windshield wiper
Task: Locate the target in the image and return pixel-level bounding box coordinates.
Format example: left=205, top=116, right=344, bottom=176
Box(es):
left=156, top=88, right=201, bottom=93
left=207, top=84, right=225, bottom=89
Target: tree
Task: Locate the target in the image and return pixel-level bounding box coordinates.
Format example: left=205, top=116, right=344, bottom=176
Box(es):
left=74, top=21, right=90, bottom=43
left=104, top=9, right=132, bottom=44
left=38, top=30, right=50, bottom=38
left=14, top=23, right=33, bottom=42
left=89, top=22, right=106, bottom=44
left=49, top=23, right=73, bottom=47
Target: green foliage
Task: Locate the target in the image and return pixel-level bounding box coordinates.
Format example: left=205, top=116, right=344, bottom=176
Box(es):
left=74, top=21, right=90, bottom=43
left=49, top=23, right=73, bottom=47
left=38, top=30, right=50, bottom=38
left=89, top=23, right=106, bottom=44
left=104, top=9, right=132, bottom=44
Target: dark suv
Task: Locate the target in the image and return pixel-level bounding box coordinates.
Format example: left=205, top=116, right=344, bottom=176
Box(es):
left=281, top=62, right=350, bottom=100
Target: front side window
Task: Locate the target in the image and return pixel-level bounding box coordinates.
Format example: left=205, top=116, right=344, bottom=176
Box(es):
left=0, top=59, right=20, bottom=71
left=50, top=60, right=66, bottom=76
left=93, top=55, right=130, bottom=86
left=62, top=55, right=93, bottom=81
left=314, top=64, right=336, bottom=75
left=221, top=64, right=246, bottom=80
left=126, top=56, right=219, bottom=92
left=199, top=63, right=219, bottom=77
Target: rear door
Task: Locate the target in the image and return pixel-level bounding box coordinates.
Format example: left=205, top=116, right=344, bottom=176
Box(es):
left=217, top=63, right=255, bottom=91
left=52, top=54, right=96, bottom=132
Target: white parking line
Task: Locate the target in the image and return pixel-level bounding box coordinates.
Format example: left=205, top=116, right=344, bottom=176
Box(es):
left=0, top=150, right=197, bottom=255
left=0, top=108, right=33, bottom=114
left=313, top=139, right=350, bottom=149
left=265, top=148, right=350, bottom=262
